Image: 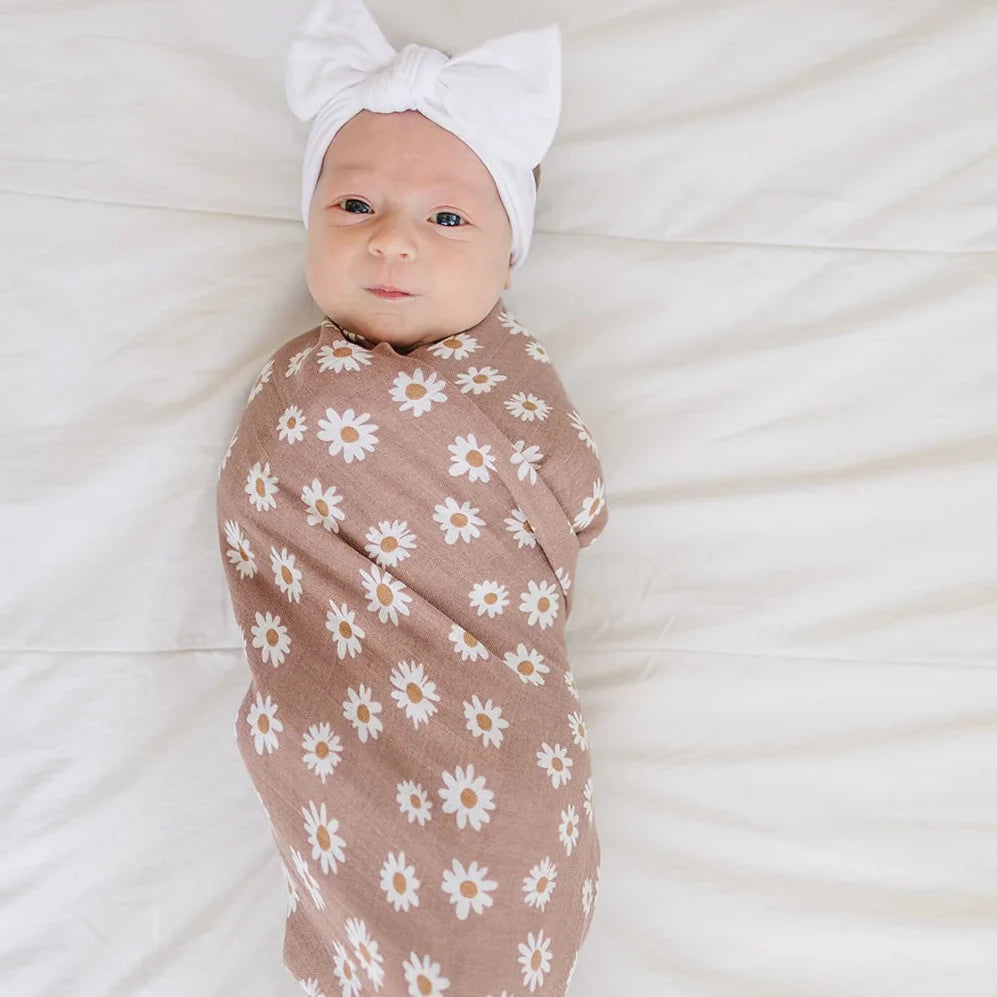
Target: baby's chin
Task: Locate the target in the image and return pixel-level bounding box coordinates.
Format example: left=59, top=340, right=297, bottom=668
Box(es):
left=327, top=295, right=449, bottom=348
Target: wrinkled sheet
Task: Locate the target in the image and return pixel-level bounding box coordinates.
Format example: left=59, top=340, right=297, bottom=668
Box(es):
left=2, top=1, right=995, bottom=995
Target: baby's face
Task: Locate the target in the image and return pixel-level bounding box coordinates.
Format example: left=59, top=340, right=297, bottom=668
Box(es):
left=306, top=109, right=514, bottom=350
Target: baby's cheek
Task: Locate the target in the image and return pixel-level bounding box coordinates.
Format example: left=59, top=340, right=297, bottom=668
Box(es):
left=305, top=244, right=339, bottom=298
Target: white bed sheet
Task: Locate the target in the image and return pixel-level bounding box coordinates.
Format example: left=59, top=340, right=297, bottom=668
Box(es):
left=2, top=1, right=996, bottom=994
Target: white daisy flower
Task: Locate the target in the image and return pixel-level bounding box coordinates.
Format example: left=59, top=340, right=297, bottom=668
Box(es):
left=503, top=644, right=549, bottom=686
left=364, top=519, right=417, bottom=569
left=397, top=780, right=433, bottom=827
left=290, top=847, right=325, bottom=910
left=344, top=917, right=385, bottom=992
left=428, top=332, right=479, bottom=360
left=325, top=600, right=365, bottom=659
left=331, top=940, right=362, bottom=997
left=504, top=391, right=551, bottom=422
left=441, top=859, right=497, bottom=920
left=448, top=623, right=489, bottom=662
left=283, top=862, right=299, bottom=919
left=504, top=508, right=538, bottom=549
left=245, top=460, right=279, bottom=512
left=246, top=690, right=282, bottom=755
left=223, top=519, right=257, bottom=579
left=217, top=428, right=237, bottom=481
left=342, top=683, right=383, bottom=743
left=559, top=804, right=580, bottom=856
left=302, top=799, right=347, bottom=875
left=390, top=661, right=441, bottom=730
left=525, top=339, right=551, bottom=364
left=522, top=857, right=557, bottom=911
left=568, top=409, right=599, bottom=455
left=317, top=407, right=379, bottom=462
left=498, top=309, right=530, bottom=336
left=582, top=877, right=594, bottom=916
left=537, top=742, right=573, bottom=789
left=291, top=848, right=325, bottom=910
left=447, top=433, right=496, bottom=483
left=360, top=564, right=413, bottom=625
left=270, top=546, right=302, bottom=603
left=517, top=929, right=552, bottom=993
left=251, top=610, right=291, bottom=667
left=380, top=851, right=420, bottom=912
left=438, top=764, right=495, bottom=831
left=390, top=367, right=448, bottom=417
left=402, top=952, right=450, bottom=997
left=583, top=777, right=595, bottom=824
left=564, top=669, right=580, bottom=700
left=510, top=439, right=543, bottom=484
left=301, top=722, right=343, bottom=784
left=568, top=711, right=589, bottom=751
left=463, top=695, right=508, bottom=749
left=433, top=497, right=485, bottom=545
left=555, top=566, right=572, bottom=594
left=573, top=478, right=606, bottom=532
left=453, top=365, right=507, bottom=395
left=284, top=345, right=313, bottom=378
left=519, top=579, right=560, bottom=630
left=301, top=479, right=346, bottom=533
left=277, top=405, right=307, bottom=444
left=247, top=358, right=274, bottom=403
left=468, top=580, right=509, bottom=618
left=316, top=339, right=373, bottom=373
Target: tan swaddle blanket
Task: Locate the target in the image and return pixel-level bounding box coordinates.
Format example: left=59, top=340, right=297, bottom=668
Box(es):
left=215, top=296, right=608, bottom=996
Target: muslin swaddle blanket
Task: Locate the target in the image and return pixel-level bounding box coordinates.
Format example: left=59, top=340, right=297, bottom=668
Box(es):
left=215, top=296, right=608, bottom=995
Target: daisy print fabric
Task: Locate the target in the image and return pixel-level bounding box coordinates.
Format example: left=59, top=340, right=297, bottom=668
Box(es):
left=216, top=297, right=608, bottom=996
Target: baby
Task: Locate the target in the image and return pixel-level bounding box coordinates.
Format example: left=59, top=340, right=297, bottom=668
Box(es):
left=216, top=2, right=609, bottom=994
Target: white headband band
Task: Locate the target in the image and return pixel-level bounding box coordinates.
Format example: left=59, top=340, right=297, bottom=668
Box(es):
left=285, top=0, right=562, bottom=272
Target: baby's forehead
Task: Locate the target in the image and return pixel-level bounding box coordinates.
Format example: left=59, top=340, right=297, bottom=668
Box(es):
left=318, top=152, right=492, bottom=208
left=319, top=109, right=492, bottom=187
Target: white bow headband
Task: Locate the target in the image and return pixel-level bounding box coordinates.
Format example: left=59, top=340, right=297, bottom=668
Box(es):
left=285, top=0, right=562, bottom=272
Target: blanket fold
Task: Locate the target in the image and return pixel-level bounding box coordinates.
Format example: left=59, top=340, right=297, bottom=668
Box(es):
left=216, top=296, right=608, bottom=996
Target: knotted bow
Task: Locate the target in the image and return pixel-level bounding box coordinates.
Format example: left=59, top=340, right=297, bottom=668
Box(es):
left=285, top=0, right=562, bottom=271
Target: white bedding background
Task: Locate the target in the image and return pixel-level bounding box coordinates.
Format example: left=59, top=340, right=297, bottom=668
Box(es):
left=2, top=1, right=996, bottom=994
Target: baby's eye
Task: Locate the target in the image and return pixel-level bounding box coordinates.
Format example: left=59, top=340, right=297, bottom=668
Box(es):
left=339, top=198, right=372, bottom=214
left=432, top=211, right=465, bottom=227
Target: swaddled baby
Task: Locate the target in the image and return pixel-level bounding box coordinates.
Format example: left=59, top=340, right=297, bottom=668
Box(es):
left=216, top=3, right=609, bottom=994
